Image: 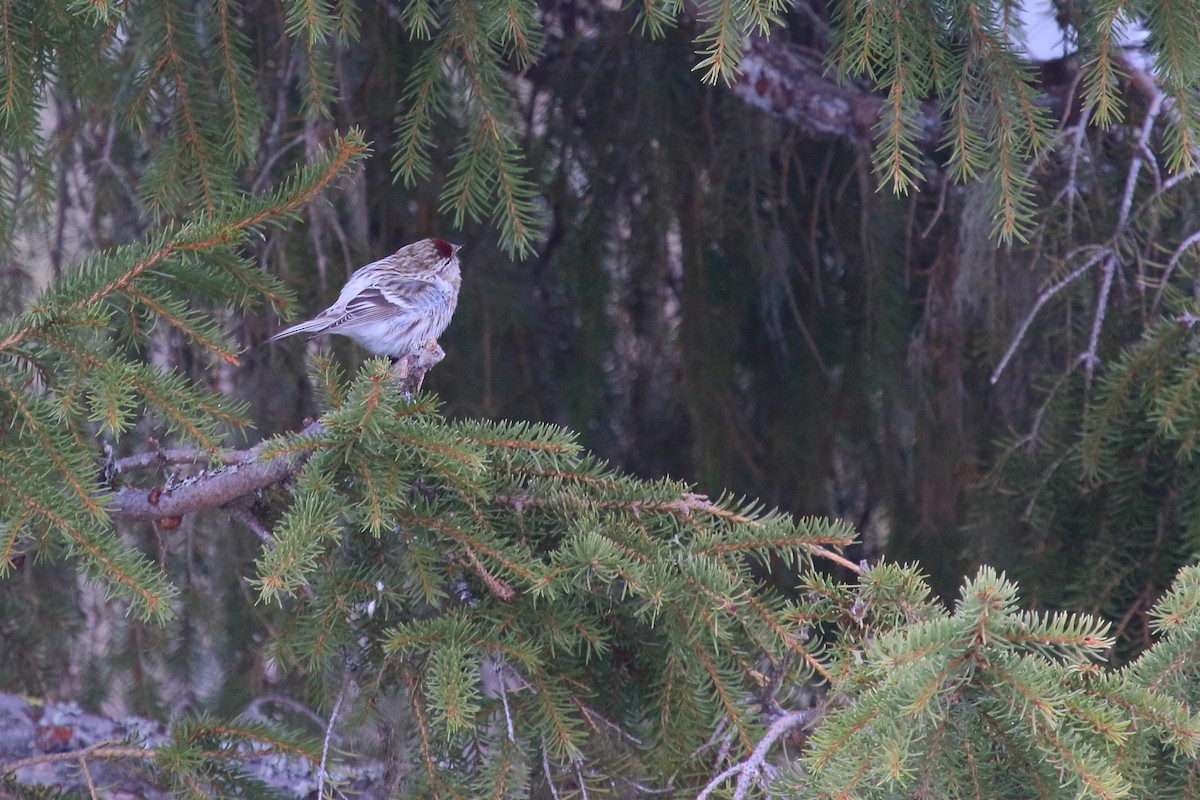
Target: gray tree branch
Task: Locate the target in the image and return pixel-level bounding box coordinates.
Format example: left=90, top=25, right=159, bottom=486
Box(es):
left=105, top=420, right=323, bottom=523
left=104, top=339, right=448, bottom=524
left=728, top=34, right=1078, bottom=148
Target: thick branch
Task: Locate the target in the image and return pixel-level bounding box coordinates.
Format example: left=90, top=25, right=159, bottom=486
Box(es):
left=105, top=420, right=324, bottom=522
left=104, top=339, right=447, bottom=523
left=113, top=445, right=261, bottom=474
left=731, top=37, right=898, bottom=143
left=729, top=35, right=1076, bottom=148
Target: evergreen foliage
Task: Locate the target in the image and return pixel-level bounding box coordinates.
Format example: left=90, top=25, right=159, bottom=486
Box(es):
left=247, top=354, right=871, bottom=794
left=0, top=130, right=367, bottom=619
left=7, top=1, right=1200, bottom=799
left=975, top=123, right=1200, bottom=657
left=781, top=567, right=1200, bottom=798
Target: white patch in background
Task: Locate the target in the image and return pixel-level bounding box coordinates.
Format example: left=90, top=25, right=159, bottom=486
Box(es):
left=1019, top=0, right=1068, bottom=61
left=1019, top=0, right=1152, bottom=71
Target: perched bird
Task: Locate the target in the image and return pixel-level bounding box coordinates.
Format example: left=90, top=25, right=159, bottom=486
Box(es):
left=268, top=238, right=463, bottom=361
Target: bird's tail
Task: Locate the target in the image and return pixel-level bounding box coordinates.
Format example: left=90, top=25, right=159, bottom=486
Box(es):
left=266, top=318, right=329, bottom=342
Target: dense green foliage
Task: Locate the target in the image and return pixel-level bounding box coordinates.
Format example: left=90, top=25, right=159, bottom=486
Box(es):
left=5, top=0, right=1200, bottom=798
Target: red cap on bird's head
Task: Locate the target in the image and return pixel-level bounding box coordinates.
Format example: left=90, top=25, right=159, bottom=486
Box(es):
left=432, top=238, right=455, bottom=259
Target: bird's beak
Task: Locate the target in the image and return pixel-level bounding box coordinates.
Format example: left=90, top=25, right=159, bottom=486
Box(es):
left=452, top=243, right=463, bottom=255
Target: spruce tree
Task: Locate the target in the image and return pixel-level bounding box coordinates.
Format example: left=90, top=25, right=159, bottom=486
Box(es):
left=4, top=2, right=1200, bottom=799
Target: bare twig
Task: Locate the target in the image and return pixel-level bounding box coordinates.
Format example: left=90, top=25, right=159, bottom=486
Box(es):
left=918, top=172, right=950, bottom=240
left=730, top=709, right=816, bottom=800
left=243, top=694, right=327, bottom=728
left=542, top=742, right=562, bottom=800
left=696, top=708, right=819, bottom=800
left=317, top=675, right=350, bottom=800
left=991, top=247, right=1112, bottom=384
left=575, top=763, right=590, bottom=800
left=1081, top=254, right=1116, bottom=387
left=498, top=667, right=516, bottom=744
left=1152, top=228, right=1200, bottom=316
left=79, top=755, right=98, bottom=800
left=228, top=502, right=274, bottom=547
left=1049, top=103, right=1092, bottom=244
left=113, top=446, right=259, bottom=475
left=1118, top=92, right=1164, bottom=233
left=781, top=277, right=833, bottom=378
left=696, top=763, right=744, bottom=800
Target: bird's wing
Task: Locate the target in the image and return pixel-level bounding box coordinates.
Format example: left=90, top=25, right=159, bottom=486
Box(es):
left=325, top=279, right=445, bottom=332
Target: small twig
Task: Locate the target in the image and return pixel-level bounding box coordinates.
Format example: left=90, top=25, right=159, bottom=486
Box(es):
left=918, top=172, right=950, bottom=240
left=693, top=717, right=729, bottom=761
left=1022, top=443, right=1079, bottom=522
left=1010, top=370, right=1073, bottom=454
left=1152, top=228, right=1200, bottom=316
left=696, top=709, right=819, bottom=800
left=79, top=754, right=98, bottom=800
left=542, top=742, right=562, bottom=800
left=805, top=544, right=862, bottom=573
left=714, top=730, right=734, bottom=775
left=1117, top=92, right=1164, bottom=234
left=991, top=247, right=1111, bottom=384
left=1081, top=254, right=1116, bottom=388
left=781, top=277, right=832, bottom=378
left=113, top=447, right=258, bottom=475
left=316, top=676, right=349, bottom=800
left=1050, top=103, right=1092, bottom=244
left=243, top=693, right=326, bottom=728
left=227, top=502, right=273, bottom=547
left=498, top=665, right=516, bottom=743
left=572, top=700, right=643, bottom=746
left=2, top=741, right=143, bottom=774
left=575, top=763, right=589, bottom=800
left=618, top=778, right=678, bottom=794
left=696, top=763, right=744, bottom=800
left=730, top=710, right=816, bottom=799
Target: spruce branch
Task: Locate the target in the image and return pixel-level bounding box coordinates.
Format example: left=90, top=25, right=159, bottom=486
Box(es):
left=213, top=0, right=264, bottom=164
left=105, top=419, right=326, bottom=523
left=1, top=742, right=151, bottom=774
left=0, top=129, right=368, bottom=356
left=0, top=130, right=366, bottom=618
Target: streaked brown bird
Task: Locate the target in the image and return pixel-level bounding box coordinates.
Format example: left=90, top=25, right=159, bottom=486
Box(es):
left=268, top=238, right=463, bottom=360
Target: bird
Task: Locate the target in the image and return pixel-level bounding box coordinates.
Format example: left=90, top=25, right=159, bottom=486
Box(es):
left=267, top=238, right=463, bottom=363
